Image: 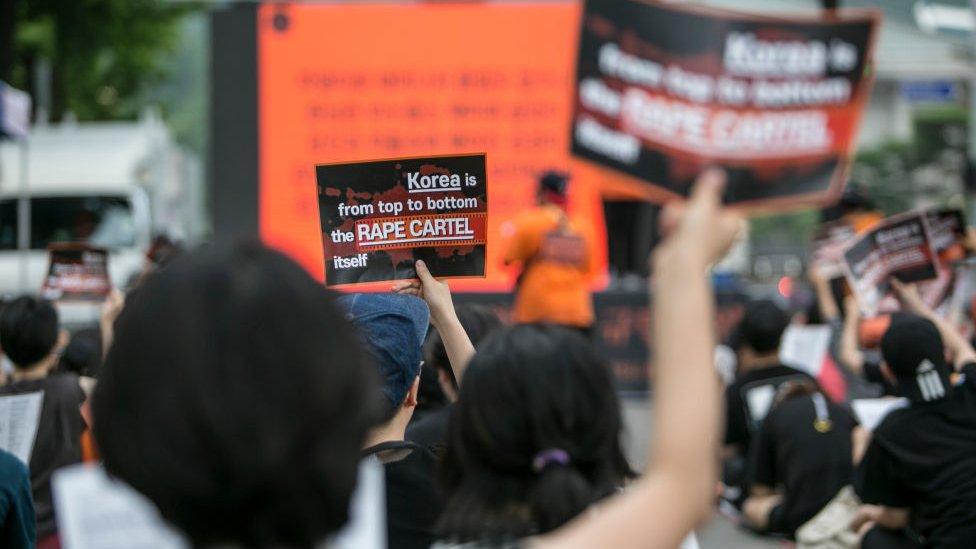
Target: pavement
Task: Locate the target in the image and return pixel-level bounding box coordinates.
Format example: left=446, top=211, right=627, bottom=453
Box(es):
left=620, top=399, right=786, bottom=549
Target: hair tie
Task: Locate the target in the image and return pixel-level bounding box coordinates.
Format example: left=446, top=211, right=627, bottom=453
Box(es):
left=532, top=448, right=571, bottom=474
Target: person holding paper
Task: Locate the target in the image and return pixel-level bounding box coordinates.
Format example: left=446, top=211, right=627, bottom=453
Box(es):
left=0, top=297, right=84, bottom=545
left=854, top=280, right=976, bottom=548
left=504, top=171, right=595, bottom=333
left=721, top=299, right=816, bottom=509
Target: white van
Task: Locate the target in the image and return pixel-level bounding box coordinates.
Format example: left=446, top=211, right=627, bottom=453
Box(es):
left=0, top=113, right=201, bottom=325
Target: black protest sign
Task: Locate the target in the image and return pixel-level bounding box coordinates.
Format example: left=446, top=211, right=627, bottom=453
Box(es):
left=843, top=212, right=938, bottom=316
left=572, top=0, right=880, bottom=209
left=317, top=154, right=487, bottom=287
left=40, top=244, right=111, bottom=301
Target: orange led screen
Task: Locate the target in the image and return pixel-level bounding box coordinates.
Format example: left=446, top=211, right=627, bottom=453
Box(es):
left=257, top=2, right=619, bottom=291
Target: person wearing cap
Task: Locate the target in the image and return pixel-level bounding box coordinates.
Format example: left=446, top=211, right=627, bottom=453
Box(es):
left=338, top=292, right=446, bottom=549
left=503, top=170, right=595, bottom=333
left=853, top=280, right=976, bottom=548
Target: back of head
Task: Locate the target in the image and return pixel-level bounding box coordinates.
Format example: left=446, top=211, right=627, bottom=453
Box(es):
left=337, top=293, right=429, bottom=420
left=439, top=325, right=632, bottom=542
left=423, top=304, right=502, bottom=391
left=738, top=299, right=789, bottom=355
left=538, top=170, right=570, bottom=208
left=92, top=241, right=376, bottom=547
left=57, top=327, right=102, bottom=377
left=0, top=296, right=59, bottom=368
left=881, top=312, right=951, bottom=403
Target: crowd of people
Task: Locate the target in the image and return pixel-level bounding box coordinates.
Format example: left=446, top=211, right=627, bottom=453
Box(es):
left=0, top=168, right=973, bottom=549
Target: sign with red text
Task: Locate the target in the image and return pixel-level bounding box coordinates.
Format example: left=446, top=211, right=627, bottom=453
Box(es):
left=926, top=208, right=967, bottom=265
left=571, top=0, right=880, bottom=208
left=40, top=244, right=111, bottom=301
left=842, top=212, right=938, bottom=316
left=318, top=154, right=487, bottom=287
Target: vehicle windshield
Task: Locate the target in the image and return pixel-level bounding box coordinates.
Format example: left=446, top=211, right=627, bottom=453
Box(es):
left=30, top=195, right=136, bottom=250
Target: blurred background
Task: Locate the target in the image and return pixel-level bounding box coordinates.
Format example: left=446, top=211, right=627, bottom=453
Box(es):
left=0, top=0, right=974, bottom=378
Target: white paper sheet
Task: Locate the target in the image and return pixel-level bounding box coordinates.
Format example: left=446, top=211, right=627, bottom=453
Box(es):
left=779, top=324, right=832, bottom=377
left=330, top=457, right=386, bottom=549
left=0, top=391, right=44, bottom=465
left=851, top=398, right=909, bottom=432
left=52, top=464, right=187, bottom=549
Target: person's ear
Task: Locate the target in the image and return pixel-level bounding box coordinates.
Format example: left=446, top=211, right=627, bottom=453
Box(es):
left=405, top=375, right=421, bottom=408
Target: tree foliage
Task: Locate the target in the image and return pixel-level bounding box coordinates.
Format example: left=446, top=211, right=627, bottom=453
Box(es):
left=5, top=0, right=195, bottom=121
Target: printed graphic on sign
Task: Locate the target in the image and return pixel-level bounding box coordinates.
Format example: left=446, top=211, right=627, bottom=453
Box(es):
left=843, top=212, right=939, bottom=316
left=318, top=154, right=487, bottom=286
left=571, top=0, right=880, bottom=208
left=40, top=244, right=111, bottom=301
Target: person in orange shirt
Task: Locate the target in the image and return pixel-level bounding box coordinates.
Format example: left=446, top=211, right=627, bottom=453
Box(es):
left=504, top=171, right=594, bottom=332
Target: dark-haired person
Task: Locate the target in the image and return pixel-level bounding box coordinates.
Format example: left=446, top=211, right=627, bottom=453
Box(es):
left=92, top=242, right=377, bottom=547
left=338, top=292, right=445, bottom=549
left=722, top=299, right=816, bottom=509
left=504, top=170, right=595, bottom=333
left=853, top=280, right=976, bottom=549
left=0, top=296, right=84, bottom=545
left=742, top=380, right=859, bottom=539
left=408, top=304, right=501, bottom=451
left=402, top=169, right=743, bottom=548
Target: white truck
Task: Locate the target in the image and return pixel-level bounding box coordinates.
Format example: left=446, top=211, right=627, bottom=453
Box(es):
left=0, top=110, right=203, bottom=325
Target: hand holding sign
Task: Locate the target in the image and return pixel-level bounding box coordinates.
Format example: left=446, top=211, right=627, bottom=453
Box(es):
left=392, top=260, right=456, bottom=330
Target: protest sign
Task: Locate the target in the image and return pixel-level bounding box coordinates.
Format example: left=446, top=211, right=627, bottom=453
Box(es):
left=927, top=208, right=967, bottom=264
left=0, top=391, right=42, bottom=465
left=317, top=154, right=488, bottom=287
left=571, top=0, right=879, bottom=208
left=843, top=212, right=939, bottom=316
left=40, top=244, right=111, bottom=301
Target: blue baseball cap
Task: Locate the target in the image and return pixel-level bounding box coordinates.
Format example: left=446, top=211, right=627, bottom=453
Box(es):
left=337, top=294, right=430, bottom=413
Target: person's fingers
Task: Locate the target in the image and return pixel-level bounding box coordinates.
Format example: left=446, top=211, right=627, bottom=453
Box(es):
left=415, top=260, right=436, bottom=285
left=890, top=278, right=906, bottom=293
left=687, top=168, right=727, bottom=210
left=659, top=203, right=684, bottom=237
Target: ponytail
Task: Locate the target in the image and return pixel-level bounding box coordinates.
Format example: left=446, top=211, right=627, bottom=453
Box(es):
left=527, top=449, right=597, bottom=534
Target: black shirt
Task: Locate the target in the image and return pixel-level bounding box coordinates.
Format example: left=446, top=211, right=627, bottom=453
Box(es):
left=855, top=363, right=976, bottom=548
left=749, top=393, right=857, bottom=536
left=0, top=373, right=85, bottom=538
left=406, top=405, right=451, bottom=454
left=363, top=440, right=444, bottom=549
left=725, top=364, right=816, bottom=454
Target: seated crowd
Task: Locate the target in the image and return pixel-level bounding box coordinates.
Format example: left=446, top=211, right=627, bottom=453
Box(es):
left=0, top=170, right=973, bottom=549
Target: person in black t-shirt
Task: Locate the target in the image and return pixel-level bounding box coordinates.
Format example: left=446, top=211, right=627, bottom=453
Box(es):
left=742, top=380, right=859, bottom=538
left=722, top=300, right=816, bottom=507
left=340, top=293, right=446, bottom=549
left=0, top=296, right=84, bottom=543
left=854, top=280, right=976, bottom=549
left=408, top=305, right=501, bottom=454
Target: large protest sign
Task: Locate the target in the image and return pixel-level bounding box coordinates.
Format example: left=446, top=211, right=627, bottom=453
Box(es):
left=571, top=0, right=879, bottom=208
left=843, top=212, right=939, bottom=316
left=40, top=244, right=111, bottom=301
left=317, top=154, right=487, bottom=287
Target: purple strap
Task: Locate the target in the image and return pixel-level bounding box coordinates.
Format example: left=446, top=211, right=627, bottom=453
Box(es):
left=532, top=448, right=571, bottom=473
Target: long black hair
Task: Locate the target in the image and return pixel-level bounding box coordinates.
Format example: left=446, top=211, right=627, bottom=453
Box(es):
left=438, top=324, right=634, bottom=543
left=93, top=241, right=377, bottom=548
